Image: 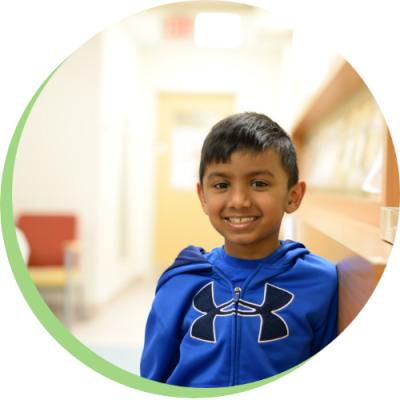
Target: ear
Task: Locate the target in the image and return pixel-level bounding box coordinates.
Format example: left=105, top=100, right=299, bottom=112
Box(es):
left=197, top=182, right=209, bottom=215
left=285, top=181, right=306, bottom=214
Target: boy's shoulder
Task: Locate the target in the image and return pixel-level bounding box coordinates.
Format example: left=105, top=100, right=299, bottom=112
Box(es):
left=287, top=248, right=338, bottom=296
left=298, top=250, right=337, bottom=277
left=155, top=245, right=214, bottom=293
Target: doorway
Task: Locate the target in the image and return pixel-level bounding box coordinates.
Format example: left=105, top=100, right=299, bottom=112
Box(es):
left=154, top=93, right=235, bottom=269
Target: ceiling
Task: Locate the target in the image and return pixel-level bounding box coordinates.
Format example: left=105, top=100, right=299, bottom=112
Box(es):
left=119, top=1, right=293, bottom=52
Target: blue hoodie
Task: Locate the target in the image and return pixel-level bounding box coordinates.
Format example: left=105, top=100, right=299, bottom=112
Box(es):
left=140, top=240, right=338, bottom=388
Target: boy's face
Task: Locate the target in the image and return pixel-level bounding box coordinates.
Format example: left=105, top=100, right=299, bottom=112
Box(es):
left=197, top=150, right=305, bottom=259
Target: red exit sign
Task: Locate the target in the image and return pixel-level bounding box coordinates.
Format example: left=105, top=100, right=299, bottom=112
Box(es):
left=164, top=17, right=193, bottom=40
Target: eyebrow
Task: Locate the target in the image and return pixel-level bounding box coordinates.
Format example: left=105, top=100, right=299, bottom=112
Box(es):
left=206, top=169, right=275, bottom=180
left=248, top=170, right=275, bottom=178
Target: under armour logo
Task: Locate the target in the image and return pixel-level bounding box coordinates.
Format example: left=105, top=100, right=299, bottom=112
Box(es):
left=191, top=282, right=294, bottom=343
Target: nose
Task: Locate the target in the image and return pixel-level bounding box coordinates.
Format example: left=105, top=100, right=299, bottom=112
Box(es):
left=228, top=186, right=251, bottom=209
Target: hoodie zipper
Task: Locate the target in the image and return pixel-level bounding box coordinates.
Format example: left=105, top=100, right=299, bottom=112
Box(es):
left=233, top=286, right=241, bottom=386
left=234, top=286, right=241, bottom=303
left=214, top=266, right=243, bottom=386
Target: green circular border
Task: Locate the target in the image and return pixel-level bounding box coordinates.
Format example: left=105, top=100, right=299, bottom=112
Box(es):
left=0, top=61, right=310, bottom=397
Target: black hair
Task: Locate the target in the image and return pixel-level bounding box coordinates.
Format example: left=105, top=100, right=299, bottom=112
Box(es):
left=199, top=112, right=298, bottom=189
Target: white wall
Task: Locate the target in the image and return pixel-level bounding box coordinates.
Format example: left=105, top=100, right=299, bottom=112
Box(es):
left=142, top=46, right=283, bottom=118
left=13, top=33, right=102, bottom=306
left=94, top=22, right=149, bottom=304
left=12, top=22, right=146, bottom=308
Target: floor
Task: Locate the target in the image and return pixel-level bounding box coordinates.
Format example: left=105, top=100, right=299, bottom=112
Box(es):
left=50, top=278, right=158, bottom=375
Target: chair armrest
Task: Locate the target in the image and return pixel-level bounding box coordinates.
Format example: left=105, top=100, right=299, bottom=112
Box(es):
left=62, top=241, right=81, bottom=275
left=62, top=240, right=81, bottom=255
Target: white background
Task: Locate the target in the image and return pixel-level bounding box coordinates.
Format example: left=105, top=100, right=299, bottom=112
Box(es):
left=1, top=0, right=399, bottom=399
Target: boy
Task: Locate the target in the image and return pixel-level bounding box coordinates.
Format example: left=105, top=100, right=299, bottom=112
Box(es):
left=140, top=112, right=338, bottom=387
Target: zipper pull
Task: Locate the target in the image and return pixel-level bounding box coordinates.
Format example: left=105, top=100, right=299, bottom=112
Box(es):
left=234, top=286, right=241, bottom=303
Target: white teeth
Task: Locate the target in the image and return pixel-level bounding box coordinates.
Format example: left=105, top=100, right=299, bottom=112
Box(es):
left=228, top=217, right=256, bottom=224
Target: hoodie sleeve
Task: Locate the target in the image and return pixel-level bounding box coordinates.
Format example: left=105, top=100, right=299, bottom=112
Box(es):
left=140, top=306, right=181, bottom=382
left=140, top=247, right=211, bottom=382
left=310, top=277, right=338, bottom=354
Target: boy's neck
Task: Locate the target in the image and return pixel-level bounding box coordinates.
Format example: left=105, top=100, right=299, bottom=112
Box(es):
left=223, top=237, right=281, bottom=260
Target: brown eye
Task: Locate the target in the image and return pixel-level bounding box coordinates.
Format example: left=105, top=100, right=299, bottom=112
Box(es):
left=251, top=181, right=267, bottom=187
left=215, top=183, right=229, bottom=189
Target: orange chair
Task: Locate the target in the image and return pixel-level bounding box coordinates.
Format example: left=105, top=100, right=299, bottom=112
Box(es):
left=17, top=214, right=85, bottom=329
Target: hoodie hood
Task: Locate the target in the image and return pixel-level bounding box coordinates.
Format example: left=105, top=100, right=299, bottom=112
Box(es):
left=260, top=239, right=309, bottom=267
left=156, top=245, right=212, bottom=292
left=156, top=240, right=309, bottom=293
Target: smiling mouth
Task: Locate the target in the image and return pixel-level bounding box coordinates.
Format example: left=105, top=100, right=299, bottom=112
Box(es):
left=224, top=216, right=259, bottom=224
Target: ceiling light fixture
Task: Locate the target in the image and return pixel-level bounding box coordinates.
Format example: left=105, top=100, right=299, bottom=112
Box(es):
left=194, top=13, right=243, bottom=48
